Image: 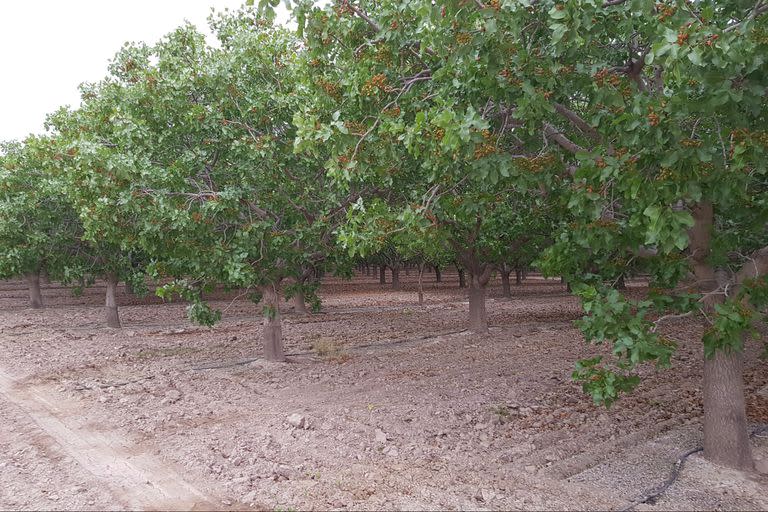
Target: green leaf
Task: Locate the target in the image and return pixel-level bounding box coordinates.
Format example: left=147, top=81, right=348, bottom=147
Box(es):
left=687, top=49, right=704, bottom=66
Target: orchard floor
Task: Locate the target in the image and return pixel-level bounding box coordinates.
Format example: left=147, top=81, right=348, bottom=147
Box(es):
left=0, top=271, right=767, bottom=511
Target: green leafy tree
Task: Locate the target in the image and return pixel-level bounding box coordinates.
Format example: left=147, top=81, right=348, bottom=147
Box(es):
left=339, top=197, right=452, bottom=304
left=50, top=13, right=366, bottom=358
left=528, top=1, right=767, bottom=471
left=292, top=0, right=568, bottom=333
left=0, top=137, right=82, bottom=309
left=280, top=0, right=767, bottom=469
left=34, top=126, right=145, bottom=328
left=490, top=190, right=563, bottom=298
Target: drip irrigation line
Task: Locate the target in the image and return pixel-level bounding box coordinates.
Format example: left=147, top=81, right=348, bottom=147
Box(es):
left=191, top=358, right=260, bottom=371
left=74, top=375, right=154, bottom=391
left=189, top=328, right=469, bottom=371
left=620, top=424, right=768, bottom=511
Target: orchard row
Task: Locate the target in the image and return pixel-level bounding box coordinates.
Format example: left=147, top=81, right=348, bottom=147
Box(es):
left=1, top=1, right=766, bottom=470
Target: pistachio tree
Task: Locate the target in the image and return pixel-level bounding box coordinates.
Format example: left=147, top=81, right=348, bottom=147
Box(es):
left=275, top=0, right=768, bottom=469
left=339, top=198, right=452, bottom=304
left=0, top=137, right=83, bottom=309
left=530, top=0, right=768, bottom=471
left=292, top=0, right=567, bottom=333
left=51, top=13, right=364, bottom=358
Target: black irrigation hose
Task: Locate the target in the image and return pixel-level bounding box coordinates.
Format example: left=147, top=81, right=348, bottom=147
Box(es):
left=619, top=446, right=702, bottom=511
left=620, top=424, right=768, bottom=511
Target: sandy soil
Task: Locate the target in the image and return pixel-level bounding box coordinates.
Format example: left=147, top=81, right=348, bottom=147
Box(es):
left=0, top=270, right=766, bottom=511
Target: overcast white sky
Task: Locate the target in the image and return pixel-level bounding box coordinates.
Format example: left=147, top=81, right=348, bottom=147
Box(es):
left=0, top=1, right=289, bottom=142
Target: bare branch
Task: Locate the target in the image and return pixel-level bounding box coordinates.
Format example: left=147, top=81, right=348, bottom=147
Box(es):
left=735, top=245, right=768, bottom=284
left=347, top=3, right=381, bottom=32
left=552, top=103, right=601, bottom=143
left=542, top=122, right=586, bottom=155
left=725, top=1, right=768, bottom=31
left=651, top=311, right=694, bottom=332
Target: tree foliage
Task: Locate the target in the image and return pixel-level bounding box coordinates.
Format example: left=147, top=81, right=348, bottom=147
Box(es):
left=1, top=0, right=766, bottom=470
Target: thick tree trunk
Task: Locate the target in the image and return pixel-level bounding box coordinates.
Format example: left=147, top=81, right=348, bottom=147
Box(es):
left=417, top=264, right=424, bottom=305
left=501, top=270, right=512, bottom=298
left=25, top=271, right=43, bottom=309
left=458, top=269, right=466, bottom=288
left=391, top=267, right=401, bottom=290
left=516, top=268, right=523, bottom=285
left=293, top=289, right=307, bottom=315
left=379, top=265, right=386, bottom=284
left=263, top=286, right=285, bottom=362
left=435, top=266, right=442, bottom=283
left=105, top=273, right=121, bottom=328
left=468, top=275, right=488, bottom=334
left=688, top=202, right=752, bottom=469
left=703, top=349, right=753, bottom=470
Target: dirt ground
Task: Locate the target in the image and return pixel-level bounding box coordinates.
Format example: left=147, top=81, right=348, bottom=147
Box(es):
left=0, top=270, right=767, bottom=511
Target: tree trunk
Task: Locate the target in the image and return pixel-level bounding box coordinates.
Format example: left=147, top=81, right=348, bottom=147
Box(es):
left=105, top=273, right=121, bottom=328
left=25, top=271, right=43, bottom=309
left=501, top=270, right=512, bottom=298
left=263, top=286, right=285, bottom=362
left=689, top=202, right=752, bottom=469
left=516, top=268, right=522, bottom=285
left=703, top=349, right=753, bottom=470
left=405, top=265, right=410, bottom=276
left=615, top=274, right=627, bottom=290
left=435, top=266, right=442, bottom=283
left=417, top=264, right=424, bottom=305
left=391, top=267, right=401, bottom=290
left=468, top=275, right=488, bottom=334
left=293, top=289, right=307, bottom=315
left=458, top=269, right=466, bottom=288
left=379, top=265, right=386, bottom=284
left=365, top=263, right=371, bottom=276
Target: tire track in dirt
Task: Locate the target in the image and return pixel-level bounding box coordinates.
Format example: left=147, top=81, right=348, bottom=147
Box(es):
left=0, top=369, right=218, bottom=511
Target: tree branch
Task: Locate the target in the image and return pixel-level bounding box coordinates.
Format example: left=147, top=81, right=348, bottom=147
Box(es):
left=348, top=3, right=381, bottom=32
left=552, top=103, right=601, bottom=143
left=735, top=245, right=768, bottom=284
left=543, top=122, right=586, bottom=155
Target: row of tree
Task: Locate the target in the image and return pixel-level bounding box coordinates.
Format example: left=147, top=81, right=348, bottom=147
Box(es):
left=1, top=0, right=766, bottom=470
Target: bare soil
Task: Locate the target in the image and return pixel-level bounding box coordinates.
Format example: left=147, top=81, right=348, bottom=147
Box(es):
left=1, top=271, right=766, bottom=511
